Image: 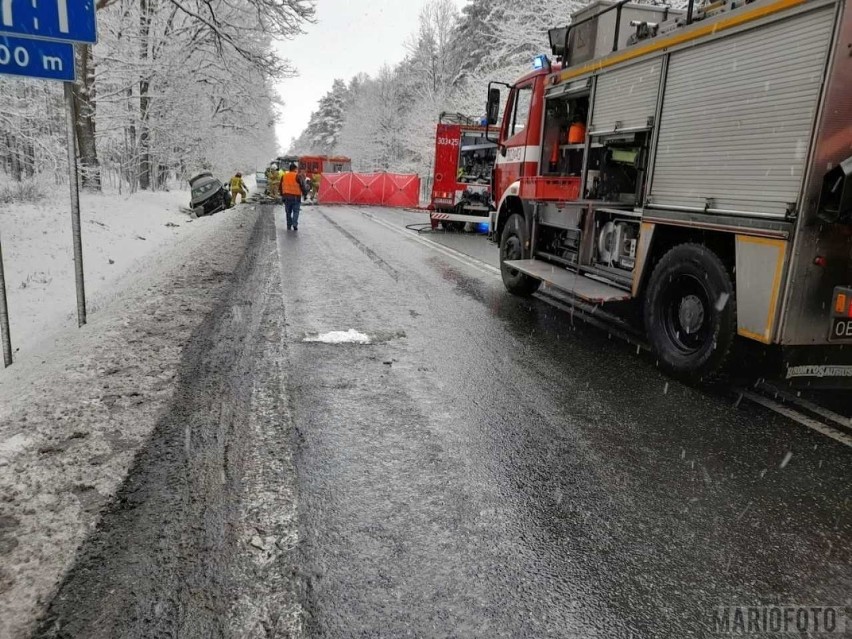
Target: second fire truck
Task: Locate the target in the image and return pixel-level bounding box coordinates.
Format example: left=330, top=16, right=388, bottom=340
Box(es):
left=430, top=113, right=498, bottom=230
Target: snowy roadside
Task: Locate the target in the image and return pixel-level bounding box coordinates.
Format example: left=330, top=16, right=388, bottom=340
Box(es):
left=0, top=203, right=263, bottom=639
left=1, top=188, right=191, bottom=357
left=0, top=176, right=257, bottom=358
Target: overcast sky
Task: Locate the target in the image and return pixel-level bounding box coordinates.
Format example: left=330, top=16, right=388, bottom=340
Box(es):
left=272, top=0, right=469, bottom=152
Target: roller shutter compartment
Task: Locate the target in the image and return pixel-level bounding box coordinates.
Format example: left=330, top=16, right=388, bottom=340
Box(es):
left=591, top=58, right=662, bottom=133
left=649, top=6, right=835, bottom=217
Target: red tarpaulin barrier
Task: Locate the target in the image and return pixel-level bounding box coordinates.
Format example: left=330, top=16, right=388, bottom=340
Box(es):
left=382, top=173, right=420, bottom=208
left=318, top=172, right=420, bottom=208
left=350, top=173, right=374, bottom=205
left=317, top=172, right=351, bottom=204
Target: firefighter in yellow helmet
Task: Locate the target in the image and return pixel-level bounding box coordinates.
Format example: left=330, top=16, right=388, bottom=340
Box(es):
left=230, top=172, right=248, bottom=205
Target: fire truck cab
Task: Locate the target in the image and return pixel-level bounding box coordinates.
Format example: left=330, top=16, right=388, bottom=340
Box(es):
left=488, top=0, right=852, bottom=382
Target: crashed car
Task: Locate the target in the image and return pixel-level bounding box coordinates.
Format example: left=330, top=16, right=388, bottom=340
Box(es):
left=189, top=172, right=231, bottom=216
left=255, top=171, right=268, bottom=192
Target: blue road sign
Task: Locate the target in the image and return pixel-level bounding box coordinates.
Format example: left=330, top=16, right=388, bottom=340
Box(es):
left=0, top=34, right=75, bottom=81
left=0, top=0, right=96, bottom=44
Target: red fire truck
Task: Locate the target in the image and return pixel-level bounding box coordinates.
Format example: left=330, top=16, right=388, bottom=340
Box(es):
left=486, top=0, right=852, bottom=383
left=275, top=155, right=352, bottom=180
left=298, top=155, right=352, bottom=180
left=429, top=113, right=498, bottom=231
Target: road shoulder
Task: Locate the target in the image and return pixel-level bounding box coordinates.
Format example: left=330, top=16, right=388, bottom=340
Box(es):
left=0, top=205, right=264, bottom=639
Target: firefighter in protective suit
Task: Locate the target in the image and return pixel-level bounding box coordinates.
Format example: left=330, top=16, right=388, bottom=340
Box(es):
left=311, top=171, right=321, bottom=203
left=230, top=172, right=248, bottom=205
left=266, top=164, right=281, bottom=199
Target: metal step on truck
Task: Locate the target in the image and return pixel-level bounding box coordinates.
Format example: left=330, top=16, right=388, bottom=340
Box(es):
left=486, top=0, right=852, bottom=384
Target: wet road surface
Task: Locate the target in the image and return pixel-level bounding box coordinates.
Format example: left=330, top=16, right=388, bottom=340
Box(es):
left=278, top=206, right=851, bottom=637
left=38, top=205, right=851, bottom=638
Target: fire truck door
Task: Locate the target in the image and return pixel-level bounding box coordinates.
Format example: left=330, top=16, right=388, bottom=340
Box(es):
left=496, top=81, right=536, bottom=199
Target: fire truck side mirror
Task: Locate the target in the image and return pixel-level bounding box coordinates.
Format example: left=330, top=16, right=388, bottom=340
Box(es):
left=487, top=88, right=501, bottom=126
left=818, top=156, right=852, bottom=224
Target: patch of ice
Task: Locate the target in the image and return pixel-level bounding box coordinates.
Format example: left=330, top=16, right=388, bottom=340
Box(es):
left=303, top=329, right=372, bottom=344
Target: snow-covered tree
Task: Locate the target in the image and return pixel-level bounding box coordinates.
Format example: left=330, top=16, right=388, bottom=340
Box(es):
left=0, top=0, right=315, bottom=194
left=286, top=0, right=688, bottom=177
left=338, top=66, right=412, bottom=171
left=451, top=0, right=505, bottom=85
left=289, top=79, right=349, bottom=154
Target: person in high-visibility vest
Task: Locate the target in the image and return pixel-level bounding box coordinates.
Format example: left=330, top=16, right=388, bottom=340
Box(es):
left=280, top=163, right=308, bottom=230
left=230, top=172, right=248, bottom=205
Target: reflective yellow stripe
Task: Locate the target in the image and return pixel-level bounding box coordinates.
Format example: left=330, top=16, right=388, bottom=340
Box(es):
left=558, top=0, right=810, bottom=83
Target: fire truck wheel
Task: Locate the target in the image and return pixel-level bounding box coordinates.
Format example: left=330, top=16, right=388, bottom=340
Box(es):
left=500, top=214, right=541, bottom=297
left=644, top=243, right=736, bottom=380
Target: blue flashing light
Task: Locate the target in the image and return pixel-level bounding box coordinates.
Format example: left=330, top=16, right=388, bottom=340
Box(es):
left=533, top=54, right=550, bottom=71
left=476, top=222, right=490, bottom=234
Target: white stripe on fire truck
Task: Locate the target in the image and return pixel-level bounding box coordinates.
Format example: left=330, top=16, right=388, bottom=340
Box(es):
left=494, top=145, right=542, bottom=166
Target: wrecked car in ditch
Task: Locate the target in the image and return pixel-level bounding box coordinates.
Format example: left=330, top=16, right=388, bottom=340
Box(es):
left=189, top=172, right=231, bottom=217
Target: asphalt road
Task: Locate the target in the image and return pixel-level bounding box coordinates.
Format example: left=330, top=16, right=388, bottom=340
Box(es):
left=38, top=204, right=852, bottom=638
left=279, top=205, right=851, bottom=637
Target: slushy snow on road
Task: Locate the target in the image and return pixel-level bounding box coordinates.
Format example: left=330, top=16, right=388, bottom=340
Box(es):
left=303, top=329, right=373, bottom=344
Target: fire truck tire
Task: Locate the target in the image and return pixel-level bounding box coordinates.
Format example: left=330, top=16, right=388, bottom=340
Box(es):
left=500, top=214, right=541, bottom=297
left=644, top=243, right=736, bottom=380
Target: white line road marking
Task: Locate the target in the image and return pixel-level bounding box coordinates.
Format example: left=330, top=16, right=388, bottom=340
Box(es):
left=359, top=209, right=501, bottom=279
left=756, top=381, right=852, bottom=432
left=740, top=390, right=852, bottom=449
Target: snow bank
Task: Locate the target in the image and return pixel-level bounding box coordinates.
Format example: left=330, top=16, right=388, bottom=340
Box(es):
left=0, top=204, right=263, bottom=639
left=0, top=188, right=196, bottom=357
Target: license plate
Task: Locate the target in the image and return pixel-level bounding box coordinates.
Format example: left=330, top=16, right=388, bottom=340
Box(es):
left=830, top=317, right=852, bottom=341
left=829, top=286, right=852, bottom=342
